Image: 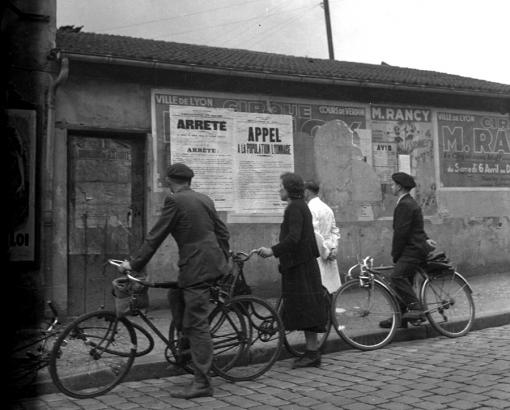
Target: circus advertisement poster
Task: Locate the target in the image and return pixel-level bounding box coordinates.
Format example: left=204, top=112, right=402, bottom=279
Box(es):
left=369, top=104, right=436, bottom=215
left=437, top=112, right=510, bottom=187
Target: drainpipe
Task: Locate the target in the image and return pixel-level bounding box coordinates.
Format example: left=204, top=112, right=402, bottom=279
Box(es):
left=43, top=52, right=68, bottom=309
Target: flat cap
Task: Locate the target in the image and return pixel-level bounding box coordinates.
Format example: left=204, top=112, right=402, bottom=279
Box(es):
left=167, top=163, right=194, bottom=180
left=391, top=172, right=416, bottom=189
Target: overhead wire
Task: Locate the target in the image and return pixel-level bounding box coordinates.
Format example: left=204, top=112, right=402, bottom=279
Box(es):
left=98, top=0, right=265, bottom=33
left=151, top=3, right=316, bottom=40
left=216, top=0, right=294, bottom=47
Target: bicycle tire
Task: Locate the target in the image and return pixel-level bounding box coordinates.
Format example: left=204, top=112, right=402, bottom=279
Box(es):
left=210, top=301, right=250, bottom=375
left=212, top=295, right=284, bottom=382
left=279, top=290, right=332, bottom=357
left=421, top=271, right=475, bottom=337
left=49, top=310, right=136, bottom=399
left=331, top=279, right=400, bottom=350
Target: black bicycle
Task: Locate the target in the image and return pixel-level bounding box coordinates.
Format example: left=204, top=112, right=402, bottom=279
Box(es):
left=9, top=301, right=61, bottom=395
left=49, top=254, right=284, bottom=399
left=331, top=255, right=475, bottom=350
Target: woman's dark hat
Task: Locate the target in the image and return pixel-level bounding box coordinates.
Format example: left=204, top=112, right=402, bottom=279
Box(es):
left=391, top=172, right=416, bottom=189
left=167, top=163, right=194, bottom=180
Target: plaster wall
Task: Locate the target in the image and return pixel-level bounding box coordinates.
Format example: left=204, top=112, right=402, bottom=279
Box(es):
left=55, top=75, right=510, bottom=309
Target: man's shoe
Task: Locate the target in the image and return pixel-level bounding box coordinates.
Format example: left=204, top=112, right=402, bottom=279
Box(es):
left=402, top=309, right=425, bottom=320
left=378, top=318, right=408, bottom=329
left=170, top=382, right=213, bottom=399
left=292, top=350, right=321, bottom=369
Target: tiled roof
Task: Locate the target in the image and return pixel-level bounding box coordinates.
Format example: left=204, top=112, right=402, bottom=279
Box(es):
left=56, top=31, right=510, bottom=97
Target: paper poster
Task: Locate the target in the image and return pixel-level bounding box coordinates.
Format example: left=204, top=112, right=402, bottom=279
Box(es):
left=356, top=129, right=373, bottom=166
left=170, top=106, right=235, bottom=210
left=234, top=113, right=294, bottom=213
left=169, top=105, right=294, bottom=213
left=398, top=154, right=411, bottom=174
left=8, top=109, right=37, bottom=262
left=437, top=111, right=510, bottom=187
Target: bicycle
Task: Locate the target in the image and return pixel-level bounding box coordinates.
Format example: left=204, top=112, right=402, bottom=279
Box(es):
left=168, top=250, right=284, bottom=382
left=49, top=255, right=284, bottom=399
left=331, top=255, right=475, bottom=351
left=8, top=301, right=61, bottom=395
left=226, top=250, right=332, bottom=358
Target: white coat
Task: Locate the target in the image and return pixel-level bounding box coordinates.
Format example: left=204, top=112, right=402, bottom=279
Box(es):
left=307, top=197, right=341, bottom=293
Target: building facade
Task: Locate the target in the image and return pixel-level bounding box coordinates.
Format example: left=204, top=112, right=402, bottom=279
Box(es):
left=8, top=27, right=510, bottom=316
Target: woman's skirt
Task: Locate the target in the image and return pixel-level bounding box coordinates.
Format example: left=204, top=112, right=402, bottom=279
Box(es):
left=280, top=258, right=329, bottom=332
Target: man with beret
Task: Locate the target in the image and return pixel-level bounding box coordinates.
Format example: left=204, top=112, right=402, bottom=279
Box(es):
left=380, top=172, right=430, bottom=329
left=118, top=163, right=230, bottom=398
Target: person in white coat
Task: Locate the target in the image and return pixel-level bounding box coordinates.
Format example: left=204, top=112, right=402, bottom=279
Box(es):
left=304, top=180, right=341, bottom=294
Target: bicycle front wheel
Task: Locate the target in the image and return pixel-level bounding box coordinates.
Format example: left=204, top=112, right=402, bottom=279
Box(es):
left=212, top=296, right=284, bottom=382
left=331, top=279, right=400, bottom=350
left=421, top=272, right=475, bottom=337
left=278, top=290, right=332, bottom=357
left=49, top=310, right=136, bottom=399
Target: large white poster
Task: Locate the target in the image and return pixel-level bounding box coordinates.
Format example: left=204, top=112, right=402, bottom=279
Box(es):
left=234, top=113, right=294, bottom=213
left=170, top=106, right=235, bottom=210
left=169, top=106, right=294, bottom=213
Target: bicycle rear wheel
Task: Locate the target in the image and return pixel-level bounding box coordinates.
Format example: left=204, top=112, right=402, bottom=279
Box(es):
left=167, top=300, right=249, bottom=375
left=421, top=271, right=475, bottom=337
left=49, top=310, right=136, bottom=399
left=331, top=279, right=400, bottom=350
left=212, top=296, right=284, bottom=382
left=279, top=290, right=332, bottom=357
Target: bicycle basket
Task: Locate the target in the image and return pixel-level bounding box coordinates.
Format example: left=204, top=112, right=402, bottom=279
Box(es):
left=218, top=272, right=251, bottom=298
left=112, top=276, right=149, bottom=317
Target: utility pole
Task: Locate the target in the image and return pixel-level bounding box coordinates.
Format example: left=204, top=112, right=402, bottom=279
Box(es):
left=322, top=0, right=335, bottom=60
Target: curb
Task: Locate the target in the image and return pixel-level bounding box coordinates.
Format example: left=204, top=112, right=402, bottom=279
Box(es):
left=29, top=310, right=510, bottom=398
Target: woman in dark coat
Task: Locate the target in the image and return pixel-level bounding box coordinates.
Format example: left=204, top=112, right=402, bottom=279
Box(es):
left=257, top=172, right=329, bottom=368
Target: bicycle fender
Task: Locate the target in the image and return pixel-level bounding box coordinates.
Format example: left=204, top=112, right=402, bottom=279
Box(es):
left=454, top=271, right=473, bottom=293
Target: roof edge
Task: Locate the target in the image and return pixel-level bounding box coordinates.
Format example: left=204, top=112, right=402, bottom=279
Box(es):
left=62, top=52, right=510, bottom=100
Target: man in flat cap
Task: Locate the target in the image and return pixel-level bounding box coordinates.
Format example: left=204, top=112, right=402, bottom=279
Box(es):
left=380, top=172, right=430, bottom=328
left=118, top=163, right=230, bottom=398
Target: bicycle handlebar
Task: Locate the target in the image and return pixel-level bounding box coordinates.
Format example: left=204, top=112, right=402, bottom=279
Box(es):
left=107, top=259, right=178, bottom=289
left=231, top=249, right=258, bottom=263
left=346, top=256, right=395, bottom=280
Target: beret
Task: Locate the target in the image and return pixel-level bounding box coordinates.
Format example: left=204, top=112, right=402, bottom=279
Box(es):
left=391, top=172, right=416, bottom=189
left=167, top=163, right=194, bottom=179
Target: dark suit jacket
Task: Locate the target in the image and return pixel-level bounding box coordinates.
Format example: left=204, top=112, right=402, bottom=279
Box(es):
left=130, top=187, right=230, bottom=287
left=392, top=193, right=429, bottom=264
left=272, top=199, right=319, bottom=270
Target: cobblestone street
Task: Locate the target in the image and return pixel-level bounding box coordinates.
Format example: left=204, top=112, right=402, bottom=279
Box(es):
left=12, top=324, right=510, bottom=410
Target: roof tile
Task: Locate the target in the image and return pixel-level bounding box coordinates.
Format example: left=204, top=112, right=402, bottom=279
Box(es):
left=56, top=31, right=510, bottom=96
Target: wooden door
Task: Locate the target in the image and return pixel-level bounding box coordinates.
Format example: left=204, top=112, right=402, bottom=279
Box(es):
left=68, top=134, right=145, bottom=315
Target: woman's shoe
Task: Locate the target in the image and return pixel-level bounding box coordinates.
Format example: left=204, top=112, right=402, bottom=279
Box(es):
left=292, top=350, right=321, bottom=368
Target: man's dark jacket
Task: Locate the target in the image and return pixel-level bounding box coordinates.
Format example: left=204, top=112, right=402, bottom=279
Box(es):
left=130, top=187, right=230, bottom=287
left=392, top=193, right=429, bottom=264
left=272, top=199, right=319, bottom=269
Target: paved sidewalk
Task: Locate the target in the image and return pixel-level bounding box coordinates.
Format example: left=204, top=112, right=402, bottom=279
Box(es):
left=12, top=271, right=510, bottom=401
left=11, top=323, right=510, bottom=409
